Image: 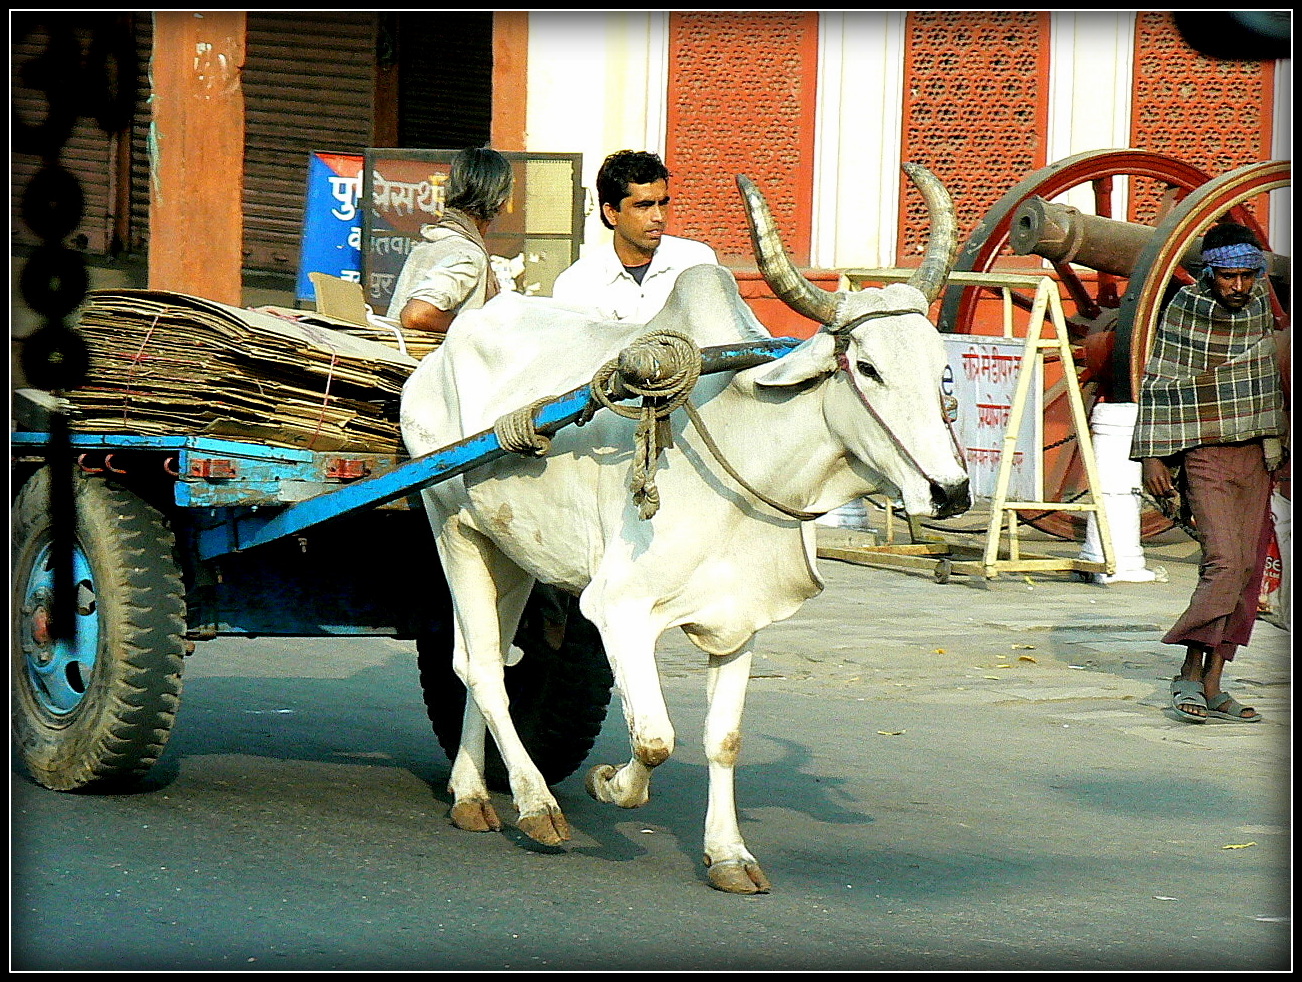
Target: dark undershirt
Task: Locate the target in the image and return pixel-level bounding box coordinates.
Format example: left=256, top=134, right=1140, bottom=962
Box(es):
left=624, top=262, right=651, bottom=285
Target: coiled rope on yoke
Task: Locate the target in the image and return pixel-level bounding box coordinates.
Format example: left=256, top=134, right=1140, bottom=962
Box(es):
left=585, top=329, right=702, bottom=519
left=493, top=328, right=821, bottom=522
left=492, top=330, right=701, bottom=518
left=493, top=395, right=556, bottom=457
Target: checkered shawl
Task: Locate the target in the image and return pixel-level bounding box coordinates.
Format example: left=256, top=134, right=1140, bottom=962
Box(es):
left=1130, top=280, right=1285, bottom=459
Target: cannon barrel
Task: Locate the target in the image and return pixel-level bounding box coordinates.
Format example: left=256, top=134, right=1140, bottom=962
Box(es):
left=1009, top=196, right=1289, bottom=281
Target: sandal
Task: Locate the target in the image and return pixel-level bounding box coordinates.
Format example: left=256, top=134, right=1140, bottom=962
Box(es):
left=1169, top=678, right=1207, bottom=723
left=1205, top=692, right=1263, bottom=723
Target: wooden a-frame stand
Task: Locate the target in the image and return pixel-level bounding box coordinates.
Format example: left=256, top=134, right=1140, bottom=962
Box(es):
left=973, top=276, right=1115, bottom=580
left=817, top=271, right=1117, bottom=583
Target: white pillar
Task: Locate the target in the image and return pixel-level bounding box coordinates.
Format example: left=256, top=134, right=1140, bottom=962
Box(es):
left=811, top=11, right=906, bottom=269
left=1079, top=401, right=1159, bottom=582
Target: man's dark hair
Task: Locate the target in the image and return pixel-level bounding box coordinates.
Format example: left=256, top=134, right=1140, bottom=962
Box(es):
left=445, top=146, right=515, bottom=222
left=596, top=150, right=671, bottom=229
left=1202, top=221, right=1262, bottom=253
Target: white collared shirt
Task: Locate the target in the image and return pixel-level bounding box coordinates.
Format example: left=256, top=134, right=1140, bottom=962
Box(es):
left=550, top=234, right=719, bottom=323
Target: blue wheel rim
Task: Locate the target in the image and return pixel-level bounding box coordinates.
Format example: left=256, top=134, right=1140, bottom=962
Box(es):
left=20, top=539, right=100, bottom=716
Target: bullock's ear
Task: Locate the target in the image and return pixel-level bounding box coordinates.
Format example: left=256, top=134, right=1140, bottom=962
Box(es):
left=752, top=332, right=838, bottom=388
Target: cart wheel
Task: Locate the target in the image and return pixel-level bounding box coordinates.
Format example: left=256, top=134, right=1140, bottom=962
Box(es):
left=12, top=468, right=186, bottom=791
left=417, top=582, right=614, bottom=790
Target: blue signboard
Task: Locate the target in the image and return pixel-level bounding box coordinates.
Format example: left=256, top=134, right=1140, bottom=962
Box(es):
left=296, top=151, right=365, bottom=304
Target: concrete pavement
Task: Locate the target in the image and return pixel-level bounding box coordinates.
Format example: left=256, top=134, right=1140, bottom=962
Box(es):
left=656, top=508, right=1291, bottom=749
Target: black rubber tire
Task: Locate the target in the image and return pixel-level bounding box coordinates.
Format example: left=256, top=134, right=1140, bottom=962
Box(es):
left=12, top=468, right=187, bottom=791
left=417, top=582, right=614, bottom=790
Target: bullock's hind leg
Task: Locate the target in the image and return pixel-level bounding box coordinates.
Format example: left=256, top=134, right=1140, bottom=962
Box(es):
left=582, top=605, right=675, bottom=809
left=702, top=645, right=771, bottom=894
left=440, top=518, right=571, bottom=846
left=444, top=563, right=529, bottom=834
left=447, top=688, right=500, bottom=833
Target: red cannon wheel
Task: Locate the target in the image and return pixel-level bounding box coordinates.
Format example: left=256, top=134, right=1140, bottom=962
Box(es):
left=938, top=149, right=1218, bottom=541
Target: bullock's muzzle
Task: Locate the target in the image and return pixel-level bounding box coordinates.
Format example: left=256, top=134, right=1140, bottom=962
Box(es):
left=931, top=478, right=971, bottom=519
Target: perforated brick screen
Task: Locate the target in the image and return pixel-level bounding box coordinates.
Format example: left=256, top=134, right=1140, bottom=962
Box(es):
left=666, top=11, right=818, bottom=265
left=1129, top=11, right=1276, bottom=226
left=899, top=11, right=1050, bottom=264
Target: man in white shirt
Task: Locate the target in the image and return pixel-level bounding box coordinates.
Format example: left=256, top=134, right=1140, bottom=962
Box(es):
left=551, top=150, right=718, bottom=322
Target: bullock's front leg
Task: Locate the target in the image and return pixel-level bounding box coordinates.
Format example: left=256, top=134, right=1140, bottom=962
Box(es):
left=702, top=646, right=771, bottom=894
left=583, top=620, right=674, bottom=810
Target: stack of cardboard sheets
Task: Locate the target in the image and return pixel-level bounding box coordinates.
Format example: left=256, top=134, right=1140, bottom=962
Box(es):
left=253, top=306, right=445, bottom=363
left=63, top=290, right=422, bottom=454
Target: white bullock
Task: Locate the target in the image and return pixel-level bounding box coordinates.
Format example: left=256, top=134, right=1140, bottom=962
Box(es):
left=399, top=163, right=970, bottom=893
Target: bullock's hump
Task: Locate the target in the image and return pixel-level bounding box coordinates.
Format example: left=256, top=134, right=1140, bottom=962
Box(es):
left=648, top=265, right=770, bottom=346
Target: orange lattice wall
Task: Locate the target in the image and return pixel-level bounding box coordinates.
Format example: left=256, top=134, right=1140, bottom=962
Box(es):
left=1129, top=11, right=1276, bottom=226
left=666, top=11, right=818, bottom=267
left=899, top=11, right=1050, bottom=265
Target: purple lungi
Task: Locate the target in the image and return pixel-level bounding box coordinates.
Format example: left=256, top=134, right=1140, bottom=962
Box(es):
left=1163, top=440, right=1274, bottom=660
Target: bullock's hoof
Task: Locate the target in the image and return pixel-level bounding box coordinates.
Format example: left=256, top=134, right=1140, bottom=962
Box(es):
left=517, top=806, right=571, bottom=846
left=584, top=764, right=618, bottom=801
left=450, top=799, right=502, bottom=833
left=584, top=763, right=651, bottom=808
left=705, top=857, right=772, bottom=895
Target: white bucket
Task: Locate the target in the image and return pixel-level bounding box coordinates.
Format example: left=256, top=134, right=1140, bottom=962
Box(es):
left=816, top=497, right=874, bottom=531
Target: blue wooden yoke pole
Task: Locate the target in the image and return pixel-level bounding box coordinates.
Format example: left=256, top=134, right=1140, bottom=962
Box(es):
left=194, top=337, right=801, bottom=561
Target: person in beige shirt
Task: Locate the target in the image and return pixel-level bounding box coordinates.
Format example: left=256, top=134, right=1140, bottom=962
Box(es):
left=385, top=147, right=515, bottom=334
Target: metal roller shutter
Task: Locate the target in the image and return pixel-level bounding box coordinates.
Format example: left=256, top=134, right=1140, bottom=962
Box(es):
left=396, top=12, right=493, bottom=150
left=126, top=12, right=154, bottom=255
left=12, top=14, right=147, bottom=256
left=241, top=11, right=377, bottom=276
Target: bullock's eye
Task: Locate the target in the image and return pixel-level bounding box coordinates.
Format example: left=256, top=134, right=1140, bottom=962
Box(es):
left=855, top=360, right=882, bottom=383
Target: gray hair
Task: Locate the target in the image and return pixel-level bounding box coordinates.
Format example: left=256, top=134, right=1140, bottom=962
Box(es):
left=445, top=147, right=515, bottom=222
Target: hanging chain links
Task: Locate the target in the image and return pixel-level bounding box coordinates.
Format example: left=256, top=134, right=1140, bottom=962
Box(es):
left=15, top=15, right=139, bottom=639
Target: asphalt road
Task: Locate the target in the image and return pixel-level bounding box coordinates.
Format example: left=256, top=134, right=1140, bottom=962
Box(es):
left=10, top=544, right=1293, bottom=972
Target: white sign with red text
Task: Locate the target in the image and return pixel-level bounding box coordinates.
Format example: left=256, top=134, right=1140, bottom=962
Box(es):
left=944, top=335, right=1042, bottom=502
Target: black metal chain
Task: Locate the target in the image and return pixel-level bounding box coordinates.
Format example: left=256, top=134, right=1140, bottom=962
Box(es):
left=14, top=15, right=139, bottom=639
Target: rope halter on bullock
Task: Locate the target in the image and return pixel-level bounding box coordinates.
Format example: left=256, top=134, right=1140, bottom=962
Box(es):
left=588, top=330, right=835, bottom=523
left=736, top=161, right=964, bottom=483
left=494, top=328, right=823, bottom=522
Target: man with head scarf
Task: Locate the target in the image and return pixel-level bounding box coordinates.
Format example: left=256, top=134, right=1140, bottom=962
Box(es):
left=1131, top=221, right=1287, bottom=723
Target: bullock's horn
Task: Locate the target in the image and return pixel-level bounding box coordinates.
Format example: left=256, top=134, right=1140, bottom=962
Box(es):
left=901, top=162, right=959, bottom=304
left=737, top=174, right=841, bottom=327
